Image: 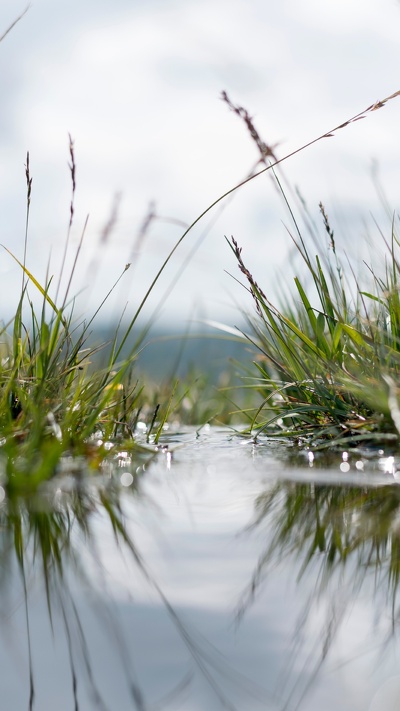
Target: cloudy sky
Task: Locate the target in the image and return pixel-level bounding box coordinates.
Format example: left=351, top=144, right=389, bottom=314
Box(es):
left=1, top=0, right=400, bottom=330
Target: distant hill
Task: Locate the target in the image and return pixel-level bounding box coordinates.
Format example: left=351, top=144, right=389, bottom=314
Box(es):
left=87, top=325, right=257, bottom=383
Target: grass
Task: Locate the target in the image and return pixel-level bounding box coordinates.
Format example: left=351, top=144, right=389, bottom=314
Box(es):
left=2, top=138, right=228, bottom=502
left=0, top=120, right=158, bottom=489
left=227, top=203, right=400, bottom=448
left=1, top=85, right=400, bottom=503
left=220, top=93, right=400, bottom=450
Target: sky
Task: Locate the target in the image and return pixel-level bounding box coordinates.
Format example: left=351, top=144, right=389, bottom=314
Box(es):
left=1, top=0, right=400, bottom=331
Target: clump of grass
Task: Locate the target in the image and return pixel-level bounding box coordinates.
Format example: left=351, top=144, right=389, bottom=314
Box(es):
left=228, top=198, right=400, bottom=448
left=0, top=139, right=196, bottom=496
left=221, top=91, right=400, bottom=448
left=0, top=140, right=244, bottom=496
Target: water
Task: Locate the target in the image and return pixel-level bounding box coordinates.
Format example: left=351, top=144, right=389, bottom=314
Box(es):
left=1, top=427, right=400, bottom=710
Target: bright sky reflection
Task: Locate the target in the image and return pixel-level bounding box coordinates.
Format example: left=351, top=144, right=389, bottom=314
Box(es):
left=1, top=432, right=400, bottom=709
left=69, top=430, right=400, bottom=711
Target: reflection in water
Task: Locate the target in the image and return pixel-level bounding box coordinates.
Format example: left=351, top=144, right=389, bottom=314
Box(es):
left=0, top=450, right=272, bottom=711
left=0, top=481, right=135, bottom=710
left=2, top=430, right=400, bottom=709
left=236, top=448, right=400, bottom=710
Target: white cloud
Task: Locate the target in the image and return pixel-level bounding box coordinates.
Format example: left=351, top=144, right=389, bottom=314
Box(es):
left=1, top=0, right=399, bottom=326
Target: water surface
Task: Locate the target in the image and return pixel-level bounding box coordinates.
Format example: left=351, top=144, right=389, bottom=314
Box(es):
left=2, top=427, right=400, bottom=710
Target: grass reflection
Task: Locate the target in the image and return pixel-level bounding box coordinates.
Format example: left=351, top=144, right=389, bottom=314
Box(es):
left=0, top=467, right=150, bottom=710
left=0, top=462, right=255, bottom=711
left=237, top=476, right=400, bottom=709
left=248, top=480, right=400, bottom=588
